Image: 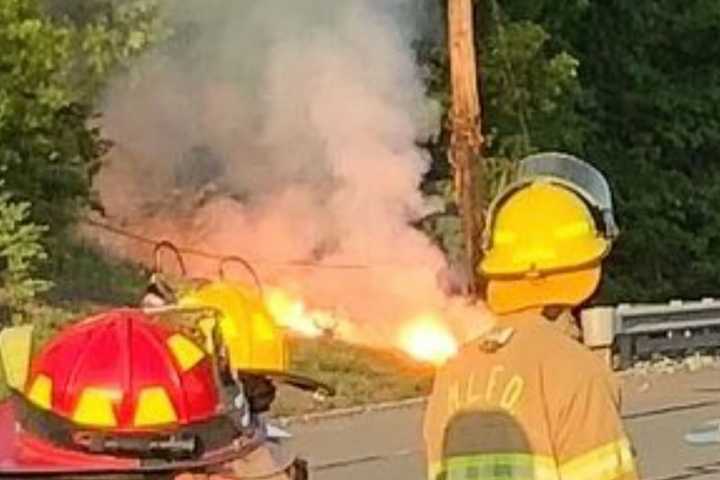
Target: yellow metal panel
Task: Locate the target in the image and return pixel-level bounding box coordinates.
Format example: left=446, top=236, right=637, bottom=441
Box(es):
left=72, top=387, right=120, bottom=427
left=134, top=387, right=178, bottom=427
left=166, top=334, right=205, bottom=372
left=27, top=374, right=53, bottom=410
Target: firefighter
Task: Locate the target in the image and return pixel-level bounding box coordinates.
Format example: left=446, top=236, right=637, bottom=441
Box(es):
left=424, top=153, right=638, bottom=480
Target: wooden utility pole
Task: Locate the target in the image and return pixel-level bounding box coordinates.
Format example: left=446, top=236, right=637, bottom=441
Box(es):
left=448, top=0, right=485, bottom=296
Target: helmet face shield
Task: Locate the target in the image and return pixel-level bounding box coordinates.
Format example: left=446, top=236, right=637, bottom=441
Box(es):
left=484, top=152, right=619, bottom=252
left=516, top=152, right=618, bottom=238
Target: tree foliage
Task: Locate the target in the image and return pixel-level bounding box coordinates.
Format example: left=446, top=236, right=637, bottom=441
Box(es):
left=421, top=0, right=720, bottom=304
left=0, top=0, right=164, bottom=319
left=543, top=0, right=720, bottom=302
left=0, top=182, right=50, bottom=321
left=0, top=0, right=165, bottom=230
left=418, top=0, right=580, bottom=267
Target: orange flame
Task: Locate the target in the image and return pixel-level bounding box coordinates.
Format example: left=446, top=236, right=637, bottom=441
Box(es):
left=265, top=288, right=325, bottom=338
left=398, top=314, right=458, bottom=365
left=265, top=288, right=458, bottom=365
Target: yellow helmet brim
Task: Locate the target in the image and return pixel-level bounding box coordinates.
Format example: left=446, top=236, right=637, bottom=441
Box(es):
left=486, top=265, right=601, bottom=315
left=481, top=236, right=610, bottom=277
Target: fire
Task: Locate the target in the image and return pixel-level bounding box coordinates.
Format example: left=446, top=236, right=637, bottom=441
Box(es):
left=265, top=288, right=325, bottom=338
left=265, top=288, right=458, bottom=366
left=399, top=314, right=458, bottom=365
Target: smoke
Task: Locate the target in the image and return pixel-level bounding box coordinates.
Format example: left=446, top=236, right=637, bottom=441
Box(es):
left=92, top=0, right=489, bottom=349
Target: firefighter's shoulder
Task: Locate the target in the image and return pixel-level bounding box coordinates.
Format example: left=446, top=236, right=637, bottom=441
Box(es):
left=522, top=321, right=620, bottom=408
left=459, top=319, right=612, bottom=384
left=526, top=320, right=612, bottom=378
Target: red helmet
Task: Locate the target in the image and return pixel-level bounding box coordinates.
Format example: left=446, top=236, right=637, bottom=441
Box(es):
left=0, top=309, right=285, bottom=476
left=24, top=309, right=218, bottom=431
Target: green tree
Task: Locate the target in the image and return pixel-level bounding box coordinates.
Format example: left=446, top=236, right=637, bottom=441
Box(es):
left=0, top=182, right=50, bottom=322
left=428, top=0, right=720, bottom=303
left=0, top=0, right=165, bottom=230
left=544, top=1, right=720, bottom=302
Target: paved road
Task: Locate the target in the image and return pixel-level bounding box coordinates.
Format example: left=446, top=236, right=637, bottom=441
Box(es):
left=286, top=367, right=720, bottom=480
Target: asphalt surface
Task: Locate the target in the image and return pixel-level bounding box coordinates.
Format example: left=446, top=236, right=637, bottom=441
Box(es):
left=286, top=366, right=720, bottom=480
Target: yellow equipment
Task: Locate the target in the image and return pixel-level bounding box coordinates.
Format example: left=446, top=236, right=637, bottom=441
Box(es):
left=481, top=182, right=609, bottom=276
left=0, top=325, right=33, bottom=390
left=147, top=244, right=288, bottom=374
left=480, top=153, right=618, bottom=314
left=180, top=281, right=288, bottom=373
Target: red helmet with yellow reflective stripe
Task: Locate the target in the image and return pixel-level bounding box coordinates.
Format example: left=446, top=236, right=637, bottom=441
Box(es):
left=24, top=309, right=218, bottom=431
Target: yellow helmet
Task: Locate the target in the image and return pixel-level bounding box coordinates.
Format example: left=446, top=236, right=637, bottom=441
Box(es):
left=180, top=281, right=288, bottom=373
left=479, top=153, right=618, bottom=314
left=480, top=182, right=610, bottom=277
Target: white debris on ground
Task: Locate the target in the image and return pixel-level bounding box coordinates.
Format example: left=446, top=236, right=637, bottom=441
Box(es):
left=624, top=353, right=720, bottom=377
left=618, top=353, right=720, bottom=393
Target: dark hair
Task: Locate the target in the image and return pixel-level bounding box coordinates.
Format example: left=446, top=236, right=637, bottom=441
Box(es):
left=541, top=305, right=566, bottom=320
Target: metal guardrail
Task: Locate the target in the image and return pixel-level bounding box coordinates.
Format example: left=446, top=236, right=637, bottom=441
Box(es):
left=582, top=299, right=720, bottom=369
left=613, top=300, right=720, bottom=369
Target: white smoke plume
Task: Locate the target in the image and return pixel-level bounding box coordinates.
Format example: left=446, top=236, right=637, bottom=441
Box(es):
left=92, top=0, right=489, bottom=352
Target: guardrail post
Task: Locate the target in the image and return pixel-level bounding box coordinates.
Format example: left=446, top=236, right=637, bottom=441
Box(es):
left=617, top=335, right=634, bottom=370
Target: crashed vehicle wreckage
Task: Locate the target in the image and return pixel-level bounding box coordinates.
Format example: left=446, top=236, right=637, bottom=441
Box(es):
left=0, top=242, right=334, bottom=479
